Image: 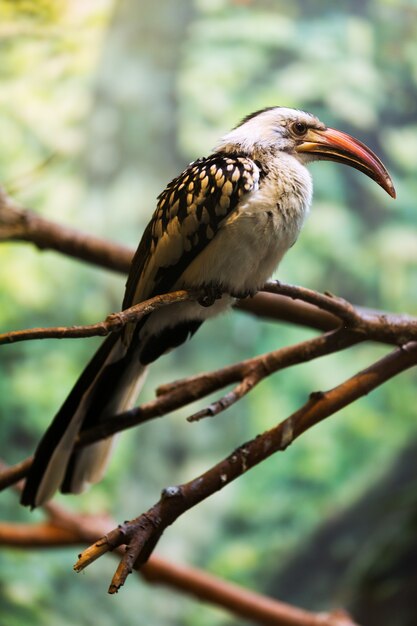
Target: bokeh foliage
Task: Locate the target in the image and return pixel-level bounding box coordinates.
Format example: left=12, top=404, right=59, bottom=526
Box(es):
left=0, top=1, right=416, bottom=625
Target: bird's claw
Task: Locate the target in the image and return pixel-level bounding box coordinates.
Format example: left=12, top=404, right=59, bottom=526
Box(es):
left=229, top=288, right=257, bottom=300
left=198, top=285, right=223, bottom=307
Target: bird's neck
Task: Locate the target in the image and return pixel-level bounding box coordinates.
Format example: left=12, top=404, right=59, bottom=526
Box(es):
left=257, top=151, right=314, bottom=235
left=214, top=144, right=313, bottom=225
left=267, top=150, right=312, bottom=193
left=216, top=142, right=276, bottom=163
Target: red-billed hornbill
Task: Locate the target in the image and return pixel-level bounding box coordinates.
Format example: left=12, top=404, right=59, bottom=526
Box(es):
left=21, top=106, right=395, bottom=507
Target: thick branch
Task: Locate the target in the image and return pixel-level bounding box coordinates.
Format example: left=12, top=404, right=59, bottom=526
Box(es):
left=236, top=291, right=340, bottom=332
left=0, top=500, right=358, bottom=626
left=262, top=282, right=417, bottom=345
left=0, top=188, right=132, bottom=273
left=142, top=558, right=357, bottom=626
left=75, top=342, right=417, bottom=591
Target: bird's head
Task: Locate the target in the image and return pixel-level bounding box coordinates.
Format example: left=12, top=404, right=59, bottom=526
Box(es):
left=216, top=106, right=396, bottom=198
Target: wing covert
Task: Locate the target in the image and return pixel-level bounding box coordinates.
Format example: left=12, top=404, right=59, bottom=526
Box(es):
left=123, top=153, right=259, bottom=310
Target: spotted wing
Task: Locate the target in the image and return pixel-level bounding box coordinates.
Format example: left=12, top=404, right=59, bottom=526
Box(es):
left=123, top=153, right=259, bottom=309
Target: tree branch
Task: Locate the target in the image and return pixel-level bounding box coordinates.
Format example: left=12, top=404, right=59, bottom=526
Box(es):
left=0, top=328, right=360, bottom=492
left=262, top=282, right=417, bottom=345
left=236, top=291, right=341, bottom=332
left=74, top=342, right=417, bottom=592
left=0, top=457, right=33, bottom=491
left=1, top=272, right=416, bottom=348
left=0, top=491, right=359, bottom=626
left=0, top=290, right=198, bottom=345
left=185, top=328, right=360, bottom=422
left=1, top=279, right=417, bottom=490
left=0, top=188, right=132, bottom=273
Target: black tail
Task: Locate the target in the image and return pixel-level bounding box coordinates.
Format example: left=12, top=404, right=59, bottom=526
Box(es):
left=21, top=332, right=147, bottom=508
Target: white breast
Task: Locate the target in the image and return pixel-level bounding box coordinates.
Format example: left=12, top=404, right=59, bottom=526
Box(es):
left=181, top=152, right=312, bottom=293
left=140, top=152, right=312, bottom=342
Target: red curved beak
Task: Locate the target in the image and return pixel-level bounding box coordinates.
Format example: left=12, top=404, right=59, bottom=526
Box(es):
left=296, top=127, right=396, bottom=199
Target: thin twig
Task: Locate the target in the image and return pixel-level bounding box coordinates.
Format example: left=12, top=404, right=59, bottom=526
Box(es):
left=0, top=290, right=198, bottom=345
left=0, top=457, right=33, bottom=491
left=262, top=281, right=360, bottom=326
left=4, top=154, right=57, bottom=196
left=186, top=329, right=360, bottom=422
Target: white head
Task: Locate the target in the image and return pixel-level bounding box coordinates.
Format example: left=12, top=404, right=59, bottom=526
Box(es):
left=215, top=106, right=395, bottom=198
left=216, top=107, right=324, bottom=156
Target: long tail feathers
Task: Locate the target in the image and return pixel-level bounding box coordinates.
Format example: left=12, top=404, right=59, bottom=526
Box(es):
left=21, top=333, right=147, bottom=508
left=61, top=360, right=147, bottom=495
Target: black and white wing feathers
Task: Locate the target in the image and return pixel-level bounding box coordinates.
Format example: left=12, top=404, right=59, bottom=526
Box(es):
left=123, top=153, right=260, bottom=309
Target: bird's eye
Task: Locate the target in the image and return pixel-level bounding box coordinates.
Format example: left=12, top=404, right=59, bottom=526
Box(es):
left=291, top=121, right=307, bottom=136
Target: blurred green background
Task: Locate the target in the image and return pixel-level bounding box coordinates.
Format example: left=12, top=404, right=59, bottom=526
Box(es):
left=0, top=1, right=417, bottom=625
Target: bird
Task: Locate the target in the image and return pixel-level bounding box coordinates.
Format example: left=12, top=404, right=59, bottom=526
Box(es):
left=21, top=106, right=396, bottom=508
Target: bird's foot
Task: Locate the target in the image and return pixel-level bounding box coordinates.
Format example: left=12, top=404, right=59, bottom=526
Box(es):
left=198, top=284, right=224, bottom=307
left=229, top=288, right=257, bottom=300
